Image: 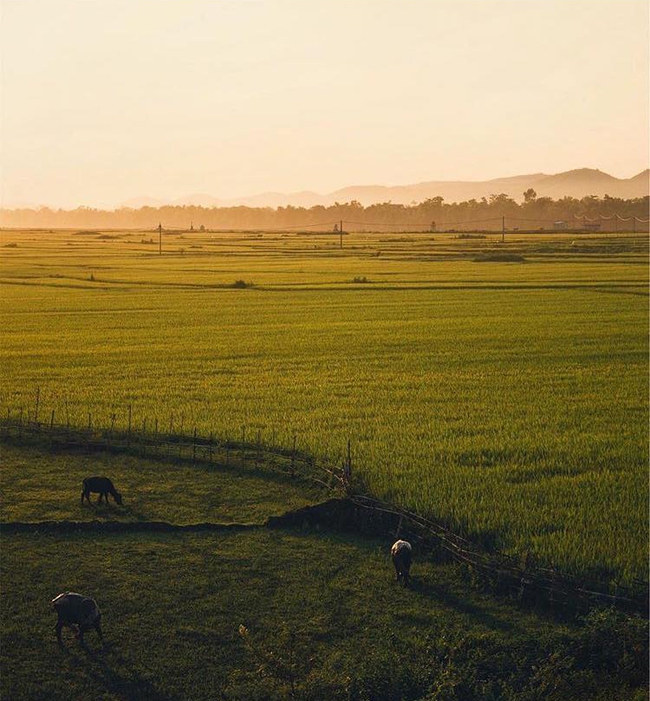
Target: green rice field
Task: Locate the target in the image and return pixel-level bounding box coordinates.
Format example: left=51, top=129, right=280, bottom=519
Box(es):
left=1, top=228, right=647, bottom=583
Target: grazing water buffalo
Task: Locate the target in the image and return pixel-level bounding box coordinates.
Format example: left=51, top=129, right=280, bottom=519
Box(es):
left=81, top=476, right=123, bottom=506
left=391, top=540, right=412, bottom=586
left=51, top=592, right=103, bottom=647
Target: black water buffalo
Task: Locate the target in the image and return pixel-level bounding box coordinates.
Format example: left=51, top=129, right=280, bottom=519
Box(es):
left=81, top=476, right=123, bottom=506
left=51, top=592, right=103, bottom=647
left=391, top=540, right=412, bottom=586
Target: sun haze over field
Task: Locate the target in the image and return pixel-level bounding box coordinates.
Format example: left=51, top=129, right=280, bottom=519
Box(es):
left=0, top=0, right=648, bottom=209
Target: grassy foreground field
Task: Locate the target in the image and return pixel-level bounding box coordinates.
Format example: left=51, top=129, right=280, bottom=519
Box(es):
left=0, top=228, right=647, bottom=583
left=1, top=444, right=647, bottom=701
left=5, top=529, right=645, bottom=701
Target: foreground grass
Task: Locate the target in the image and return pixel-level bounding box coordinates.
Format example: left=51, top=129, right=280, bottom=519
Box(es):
left=0, top=442, right=322, bottom=525
left=2, top=529, right=647, bottom=701
left=1, top=229, right=647, bottom=583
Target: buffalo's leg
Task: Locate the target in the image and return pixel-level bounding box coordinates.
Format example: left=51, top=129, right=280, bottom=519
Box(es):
left=94, top=619, right=104, bottom=648
left=55, top=620, right=64, bottom=645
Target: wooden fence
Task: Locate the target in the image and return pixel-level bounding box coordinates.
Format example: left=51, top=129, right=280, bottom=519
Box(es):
left=1, top=407, right=647, bottom=618
left=0, top=412, right=347, bottom=493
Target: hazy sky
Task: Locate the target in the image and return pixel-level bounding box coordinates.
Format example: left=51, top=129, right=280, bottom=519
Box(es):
left=1, top=0, right=648, bottom=208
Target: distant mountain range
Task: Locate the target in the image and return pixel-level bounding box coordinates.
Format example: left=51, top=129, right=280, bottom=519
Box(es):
left=121, top=168, right=649, bottom=210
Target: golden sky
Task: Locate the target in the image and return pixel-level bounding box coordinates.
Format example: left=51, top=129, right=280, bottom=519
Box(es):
left=1, top=0, right=648, bottom=208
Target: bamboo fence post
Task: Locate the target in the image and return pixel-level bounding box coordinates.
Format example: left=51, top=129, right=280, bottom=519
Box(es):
left=193, top=427, right=197, bottom=463
left=347, top=439, right=352, bottom=477
left=127, top=405, right=132, bottom=448
left=35, top=386, right=40, bottom=424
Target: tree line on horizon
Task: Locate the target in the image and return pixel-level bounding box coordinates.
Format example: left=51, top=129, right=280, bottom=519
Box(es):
left=2, top=192, right=648, bottom=231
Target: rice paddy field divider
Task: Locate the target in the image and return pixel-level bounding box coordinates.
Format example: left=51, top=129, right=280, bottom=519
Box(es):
left=1, top=408, right=647, bottom=618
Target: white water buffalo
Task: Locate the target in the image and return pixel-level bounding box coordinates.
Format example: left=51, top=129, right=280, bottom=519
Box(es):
left=391, top=540, right=412, bottom=586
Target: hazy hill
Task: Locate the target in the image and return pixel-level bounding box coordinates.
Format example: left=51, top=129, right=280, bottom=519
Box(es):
left=124, top=168, right=648, bottom=210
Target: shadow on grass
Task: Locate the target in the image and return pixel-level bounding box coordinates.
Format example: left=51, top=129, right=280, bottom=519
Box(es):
left=408, top=577, right=519, bottom=634
left=66, top=644, right=179, bottom=701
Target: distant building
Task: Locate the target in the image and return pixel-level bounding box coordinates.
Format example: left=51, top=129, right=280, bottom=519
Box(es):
left=584, top=222, right=601, bottom=231
left=553, top=221, right=568, bottom=231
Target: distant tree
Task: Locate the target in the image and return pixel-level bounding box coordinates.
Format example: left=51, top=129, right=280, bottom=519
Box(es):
left=523, top=188, right=537, bottom=203
left=489, top=193, right=515, bottom=206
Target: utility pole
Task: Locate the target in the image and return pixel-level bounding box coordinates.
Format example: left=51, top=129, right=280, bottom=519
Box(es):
left=501, top=216, right=505, bottom=243
left=158, top=223, right=162, bottom=255
left=340, top=220, right=343, bottom=249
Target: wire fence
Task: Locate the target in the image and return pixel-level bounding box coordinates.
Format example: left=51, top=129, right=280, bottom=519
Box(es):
left=154, top=215, right=650, bottom=234
left=1, top=407, right=647, bottom=618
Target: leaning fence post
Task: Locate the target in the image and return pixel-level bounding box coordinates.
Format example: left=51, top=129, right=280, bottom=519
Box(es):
left=343, top=439, right=352, bottom=484
left=35, top=386, right=40, bottom=424
left=395, top=513, right=403, bottom=539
